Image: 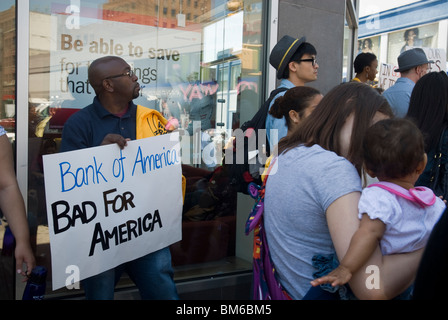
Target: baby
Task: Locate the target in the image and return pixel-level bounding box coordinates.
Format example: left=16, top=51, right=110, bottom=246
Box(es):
left=311, top=118, right=445, bottom=289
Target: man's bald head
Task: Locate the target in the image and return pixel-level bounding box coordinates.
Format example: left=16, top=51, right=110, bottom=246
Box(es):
left=88, top=56, right=127, bottom=95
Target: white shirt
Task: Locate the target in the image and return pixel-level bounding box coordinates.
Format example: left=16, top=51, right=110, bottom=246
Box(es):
left=358, top=185, right=445, bottom=255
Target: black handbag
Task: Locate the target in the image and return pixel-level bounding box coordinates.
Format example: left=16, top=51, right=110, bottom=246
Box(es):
left=429, top=127, right=448, bottom=200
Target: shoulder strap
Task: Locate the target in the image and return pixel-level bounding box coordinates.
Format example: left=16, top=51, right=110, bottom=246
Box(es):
left=245, top=157, right=278, bottom=235
left=264, top=87, right=289, bottom=114
left=368, top=181, right=436, bottom=208
left=240, top=87, right=288, bottom=132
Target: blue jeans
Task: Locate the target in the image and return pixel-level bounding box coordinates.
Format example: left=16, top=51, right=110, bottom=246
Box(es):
left=307, top=253, right=353, bottom=300
left=302, top=285, right=341, bottom=300
left=82, top=247, right=178, bottom=300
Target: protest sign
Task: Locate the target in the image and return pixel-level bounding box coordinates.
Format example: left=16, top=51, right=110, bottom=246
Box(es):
left=43, top=132, right=182, bottom=290
left=378, top=62, right=400, bottom=90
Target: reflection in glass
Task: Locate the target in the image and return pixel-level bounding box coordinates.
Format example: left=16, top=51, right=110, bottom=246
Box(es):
left=0, top=0, right=16, bottom=300
left=387, top=22, right=439, bottom=66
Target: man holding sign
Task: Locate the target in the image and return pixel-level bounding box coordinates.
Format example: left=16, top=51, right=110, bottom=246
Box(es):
left=59, top=56, right=180, bottom=300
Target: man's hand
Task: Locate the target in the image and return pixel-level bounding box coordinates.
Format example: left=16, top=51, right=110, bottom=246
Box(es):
left=101, top=134, right=130, bottom=149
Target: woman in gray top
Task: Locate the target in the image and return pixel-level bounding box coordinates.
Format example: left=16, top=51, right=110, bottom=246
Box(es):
left=264, top=82, right=423, bottom=299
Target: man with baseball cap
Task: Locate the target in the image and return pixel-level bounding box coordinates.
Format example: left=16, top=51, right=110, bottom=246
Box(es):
left=383, top=48, right=433, bottom=118
left=266, top=35, right=318, bottom=149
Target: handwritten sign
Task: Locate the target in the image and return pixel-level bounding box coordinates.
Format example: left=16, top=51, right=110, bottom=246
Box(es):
left=43, top=132, right=183, bottom=290
left=422, top=47, right=446, bottom=73
left=378, top=62, right=400, bottom=90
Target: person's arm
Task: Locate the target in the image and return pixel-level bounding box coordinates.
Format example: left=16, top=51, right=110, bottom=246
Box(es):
left=0, top=135, right=36, bottom=277
left=311, top=214, right=385, bottom=287
left=326, top=191, right=422, bottom=299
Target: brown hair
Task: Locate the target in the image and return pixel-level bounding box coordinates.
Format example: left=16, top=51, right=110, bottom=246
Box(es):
left=363, top=118, right=425, bottom=179
left=269, top=86, right=321, bottom=129
left=278, top=82, right=394, bottom=175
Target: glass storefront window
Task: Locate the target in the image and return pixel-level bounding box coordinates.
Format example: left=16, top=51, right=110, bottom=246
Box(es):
left=342, top=0, right=358, bottom=82
left=358, top=35, right=380, bottom=58
left=0, top=2, right=15, bottom=143
left=27, top=0, right=265, bottom=298
left=358, top=1, right=448, bottom=90
left=356, top=35, right=380, bottom=86
left=0, top=0, right=16, bottom=301
left=342, top=16, right=350, bottom=82
left=387, top=22, right=439, bottom=65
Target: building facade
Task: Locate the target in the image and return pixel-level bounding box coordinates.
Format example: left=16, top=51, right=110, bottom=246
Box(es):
left=0, top=0, right=354, bottom=300
left=358, top=0, right=448, bottom=88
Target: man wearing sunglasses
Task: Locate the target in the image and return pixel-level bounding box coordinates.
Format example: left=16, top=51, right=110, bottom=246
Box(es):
left=60, top=56, right=179, bottom=300
left=266, top=35, right=319, bottom=149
